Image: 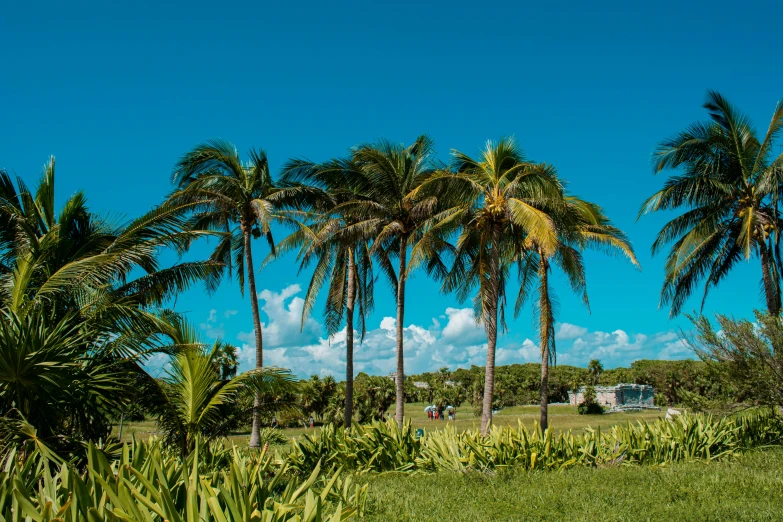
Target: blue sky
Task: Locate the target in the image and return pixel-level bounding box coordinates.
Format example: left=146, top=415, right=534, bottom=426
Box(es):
left=3, top=0, right=782, bottom=377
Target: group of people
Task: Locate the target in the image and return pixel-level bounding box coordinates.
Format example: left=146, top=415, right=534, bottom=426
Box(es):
left=427, top=408, right=456, bottom=421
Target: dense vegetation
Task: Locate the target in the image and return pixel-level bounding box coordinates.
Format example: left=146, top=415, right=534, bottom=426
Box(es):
left=2, top=90, right=783, bottom=519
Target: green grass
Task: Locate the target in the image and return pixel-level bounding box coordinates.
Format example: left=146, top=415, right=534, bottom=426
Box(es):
left=112, top=402, right=665, bottom=446
left=362, top=447, right=783, bottom=521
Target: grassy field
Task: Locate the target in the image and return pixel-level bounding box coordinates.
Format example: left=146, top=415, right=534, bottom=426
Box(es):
left=112, top=402, right=664, bottom=446
left=362, top=447, right=783, bottom=521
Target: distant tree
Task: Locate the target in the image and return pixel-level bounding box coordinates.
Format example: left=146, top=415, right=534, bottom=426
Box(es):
left=587, top=359, right=604, bottom=385
left=213, top=341, right=239, bottom=380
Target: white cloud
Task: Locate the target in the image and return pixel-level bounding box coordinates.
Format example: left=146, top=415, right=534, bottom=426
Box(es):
left=556, top=322, right=588, bottom=340
left=217, top=286, right=694, bottom=379
left=224, top=309, right=238, bottom=318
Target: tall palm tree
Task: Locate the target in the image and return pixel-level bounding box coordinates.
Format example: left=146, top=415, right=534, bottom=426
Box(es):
left=587, top=359, right=603, bottom=385
left=342, top=136, right=447, bottom=427
left=416, top=137, right=564, bottom=434
left=515, top=196, right=638, bottom=430
left=275, top=157, right=374, bottom=428
left=170, top=139, right=285, bottom=447
left=640, top=91, right=783, bottom=317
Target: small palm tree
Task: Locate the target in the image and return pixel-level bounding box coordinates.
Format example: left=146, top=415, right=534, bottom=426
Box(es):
left=640, top=91, right=783, bottom=316
left=143, top=342, right=297, bottom=457
left=170, top=140, right=287, bottom=447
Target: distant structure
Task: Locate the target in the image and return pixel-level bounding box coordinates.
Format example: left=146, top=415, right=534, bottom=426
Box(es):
left=568, top=384, right=655, bottom=411
left=388, top=371, right=404, bottom=381
left=413, top=381, right=430, bottom=389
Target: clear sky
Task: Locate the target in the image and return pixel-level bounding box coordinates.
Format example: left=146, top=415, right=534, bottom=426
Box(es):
left=3, top=0, right=782, bottom=377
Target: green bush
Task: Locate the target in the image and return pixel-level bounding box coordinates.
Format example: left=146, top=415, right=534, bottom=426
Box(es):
left=577, top=401, right=605, bottom=415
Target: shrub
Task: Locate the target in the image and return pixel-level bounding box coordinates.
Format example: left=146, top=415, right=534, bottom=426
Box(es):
left=577, top=401, right=605, bottom=415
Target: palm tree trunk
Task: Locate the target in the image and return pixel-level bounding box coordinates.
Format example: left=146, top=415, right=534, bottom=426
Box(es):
left=344, top=248, right=356, bottom=429
left=395, top=236, right=408, bottom=428
left=539, top=254, right=551, bottom=432
left=244, top=226, right=265, bottom=448
left=760, top=243, right=780, bottom=316
left=480, top=224, right=501, bottom=435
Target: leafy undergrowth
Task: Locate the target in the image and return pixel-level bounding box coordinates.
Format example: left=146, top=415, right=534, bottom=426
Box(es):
left=286, top=411, right=783, bottom=474
left=362, top=447, right=783, bottom=521
left=1, top=440, right=366, bottom=521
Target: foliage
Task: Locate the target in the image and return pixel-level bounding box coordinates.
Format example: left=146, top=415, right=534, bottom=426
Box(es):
left=285, top=411, right=783, bottom=475
left=0, top=158, right=218, bottom=453
left=0, top=439, right=366, bottom=521
left=640, top=91, right=783, bottom=317
left=142, top=343, right=298, bottom=456
left=690, top=310, right=783, bottom=410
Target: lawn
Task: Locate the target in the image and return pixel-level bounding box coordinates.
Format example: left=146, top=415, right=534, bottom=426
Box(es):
left=112, top=402, right=665, bottom=446
left=362, top=447, right=783, bottom=521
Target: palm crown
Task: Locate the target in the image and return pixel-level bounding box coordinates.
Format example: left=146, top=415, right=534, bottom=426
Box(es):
left=640, top=91, right=783, bottom=316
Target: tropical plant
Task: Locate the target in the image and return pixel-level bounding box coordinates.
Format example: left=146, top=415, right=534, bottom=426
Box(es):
left=0, top=158, right=219, bottom=451
left=142, top=341, right=298, bottom=456
left=587, top=359, right=604, bottom=385
left=415, top=137, right=565, bottom=433
left=640, top=91, right=783, bottom=316
left=514, top=194, right=638, bottom=430
left=213, top=340, right=240, bottom=380
left=276, top=157, right=375, bottom=428
left=169, top=139, right=290, bottom=447
left=333, top=135, right=447, bottom=428
left=1, top=439, right=366, bottom=521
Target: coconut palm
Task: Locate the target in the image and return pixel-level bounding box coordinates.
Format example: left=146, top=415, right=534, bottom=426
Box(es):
left=275, top=157, right=375, bottom=428
left=142, top=342, right=297, bottom=457
left=640, top=91, right=783, bottom=316
left=341, top=135, right=448, bottom=427
left=170, top=140, right=287, bottom=447
left=416, top=137, right=564, bottom=433
left=515, top=195, right=638, bottom=430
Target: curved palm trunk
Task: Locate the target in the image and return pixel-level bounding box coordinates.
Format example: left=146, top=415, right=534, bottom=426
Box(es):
left=344, top=248, right=356, bottom=429
left=760, top=243, right=781, bottom=316
left=539, top=254, right=551, bottom=432
left=480, top=224, right=501, bottom=435
left=395, top=236, right=408, bottom=428
left=244, top=227, right=265, bottom=448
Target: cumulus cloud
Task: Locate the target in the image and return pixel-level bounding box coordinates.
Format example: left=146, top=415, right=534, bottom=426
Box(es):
left=556, top=322, right=588, bottom=340
left=202, top=286, right=695, bottom=379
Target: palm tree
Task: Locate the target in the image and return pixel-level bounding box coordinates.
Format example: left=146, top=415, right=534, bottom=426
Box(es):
left=170, top=140, right=286, bottom=448
left=142, top=342, right=296, bottom=457
left=417, top=137, right=564, bottom=434
left=213, top=341, right=239, bottom=380
left=587, top=359, right=603, bottom=385
left=275, top=157, right=375, bottom=428
left=515, top=196, right=638, bottom=430
left=339, top=136, right=447, bottom=427
left=640, top=91, right=783, bottom=316
left=0, top=157, right=220, bottom=451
